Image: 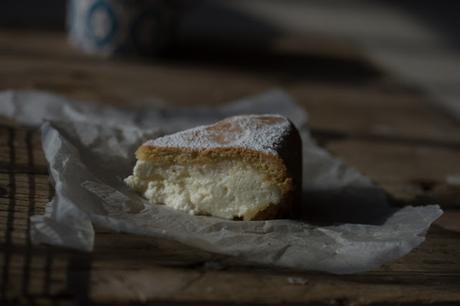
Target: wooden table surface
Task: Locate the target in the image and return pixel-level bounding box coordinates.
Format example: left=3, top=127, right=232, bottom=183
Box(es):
left=0, top=29, right=460, bottom=306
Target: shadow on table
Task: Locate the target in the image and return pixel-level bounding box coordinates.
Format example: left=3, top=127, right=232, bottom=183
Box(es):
left=299, top=187, right=398, bottom=226
left=161, top=1, right=382, bottom=85
left=163, top=42, right=382, bottom=85
left=385, top=0, right=460, bottom=52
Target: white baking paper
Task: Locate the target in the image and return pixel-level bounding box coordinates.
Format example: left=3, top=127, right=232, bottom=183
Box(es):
left=0, top=89, right=442, bottom=274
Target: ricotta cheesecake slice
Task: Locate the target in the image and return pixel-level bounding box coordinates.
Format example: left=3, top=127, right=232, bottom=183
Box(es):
left=125, top=114, right=302, bottom=220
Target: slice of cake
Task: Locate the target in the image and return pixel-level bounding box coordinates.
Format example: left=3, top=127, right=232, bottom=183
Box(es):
left=125, top=114, right=302, bottom=220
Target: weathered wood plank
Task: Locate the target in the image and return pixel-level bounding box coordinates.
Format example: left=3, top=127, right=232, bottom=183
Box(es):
left=1, top=29, right=460, bottom=305
left=1, top=221, right=459, bottom=305
left=290, top=84, right=460, bottom=143
left=1, top=32, right=459, bottom=148
left=326, top=139, right=460, bottom=207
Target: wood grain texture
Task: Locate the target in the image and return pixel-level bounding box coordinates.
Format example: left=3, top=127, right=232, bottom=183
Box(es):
left=0, top=30, right=459, bottom=306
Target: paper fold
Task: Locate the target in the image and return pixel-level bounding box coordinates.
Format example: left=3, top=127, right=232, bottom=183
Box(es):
left=0, top=89, right=442, bottom=273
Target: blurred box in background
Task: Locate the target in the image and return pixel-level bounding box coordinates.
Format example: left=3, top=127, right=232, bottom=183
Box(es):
left=67, top=0, right=183, bottom=56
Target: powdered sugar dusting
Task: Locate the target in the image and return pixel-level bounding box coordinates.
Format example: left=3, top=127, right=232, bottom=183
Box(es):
left=144, top=114, right=292, bottom=155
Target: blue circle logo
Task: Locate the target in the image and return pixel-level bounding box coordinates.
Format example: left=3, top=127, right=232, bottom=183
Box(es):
left=85, top=0, right=118, bottom=48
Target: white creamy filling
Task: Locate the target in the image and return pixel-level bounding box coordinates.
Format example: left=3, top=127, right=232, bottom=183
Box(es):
left=124, top=160, right=281, bottom=219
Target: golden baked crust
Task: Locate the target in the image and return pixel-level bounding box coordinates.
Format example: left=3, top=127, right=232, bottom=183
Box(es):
left=135, top=115, right=302, bottom=220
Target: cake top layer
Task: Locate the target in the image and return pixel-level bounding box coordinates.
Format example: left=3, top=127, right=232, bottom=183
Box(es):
left=143, top=114, right=293, bottom=155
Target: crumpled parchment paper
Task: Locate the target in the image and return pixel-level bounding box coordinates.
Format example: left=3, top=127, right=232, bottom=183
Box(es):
left=0, top=89, right=442, bottom=274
